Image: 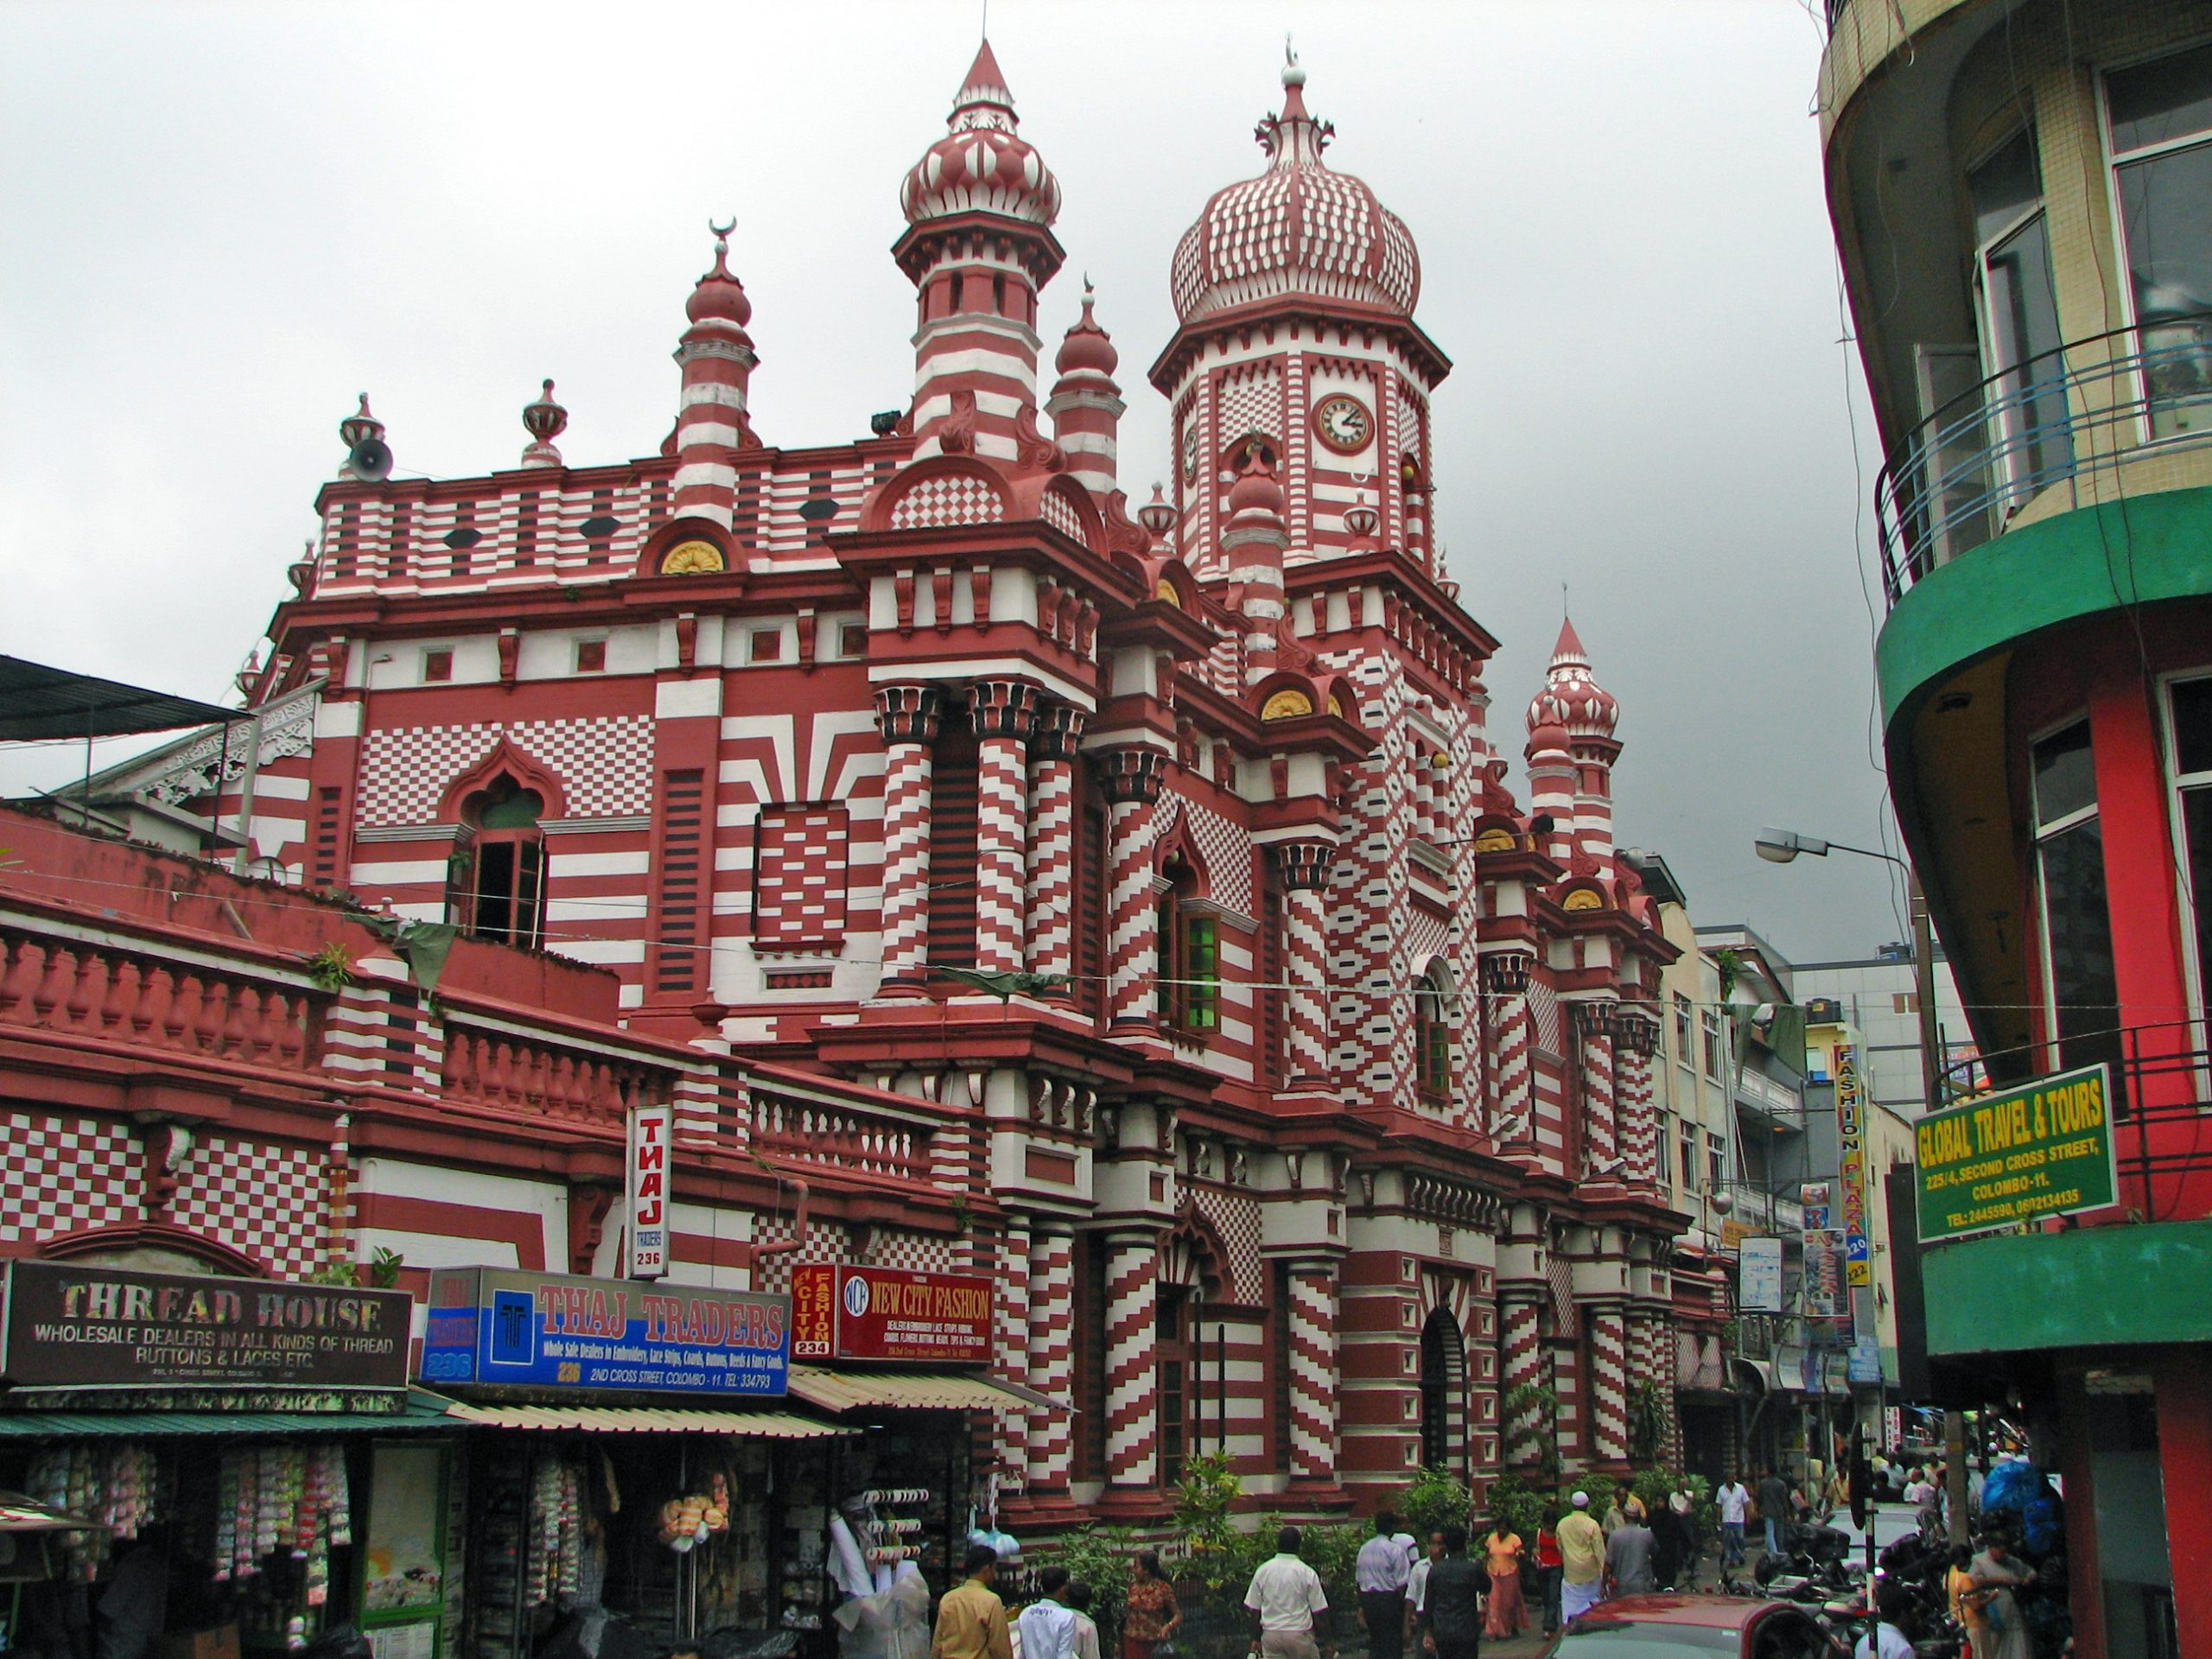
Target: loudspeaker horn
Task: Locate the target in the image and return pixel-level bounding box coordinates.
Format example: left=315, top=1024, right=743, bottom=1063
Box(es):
left=347, top=438, right=393, bottom=481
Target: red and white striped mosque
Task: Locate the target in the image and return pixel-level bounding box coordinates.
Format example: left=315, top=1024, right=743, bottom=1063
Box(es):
left=11, top=43, right=1719, bottom=1516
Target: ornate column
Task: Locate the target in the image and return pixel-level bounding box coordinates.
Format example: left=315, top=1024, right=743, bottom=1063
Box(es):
left=1273, top=842, right=1335, bottom=1087
left=1617, top=1014, right=1661, bottom=1185
left=1586, top=1299, right=1631, bottom=1465
left=1025, top=704, right=1086, bottom=990
left=1482, top=950, right=1535, bottom=1140
left=873, top=685, right=944, bottom=990
left=1103, top=1230, right=1161, bottom=1493
left=1628, top=1306, right=1678, bottom=1465
left=1097, top=749, right=1166, bottom=1031
left=1498, top=1284, right=1548, bottom=1469
left=1026, top=1225, right=1077, bottom=1497
left=1573, top=999, right=1621, bottom=1169
left=1285, top=1258, right=1342, bottom=1484
left=996, top=1219, right=1033, bottom=1481
left=969, top=680, right=1038, bottom=976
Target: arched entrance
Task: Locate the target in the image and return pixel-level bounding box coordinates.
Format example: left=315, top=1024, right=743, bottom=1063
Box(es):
left=1419, top=1307, right=1468, bottom=1473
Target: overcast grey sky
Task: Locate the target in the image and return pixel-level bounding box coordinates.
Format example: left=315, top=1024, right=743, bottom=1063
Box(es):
left=0, top=0, right=1913, bottom=964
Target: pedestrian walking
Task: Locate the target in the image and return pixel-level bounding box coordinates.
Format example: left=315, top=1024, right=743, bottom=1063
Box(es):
left=1714, top=1474, right=1749, bottom=1570
left=1479, top=1522, right=1524, bottom=1640
left=1945, top=1545, right=1989, bottom=1659
left=933, top=1546, right=1014, bottom=1659
left=1066, top=1584, right=1103, bottom=1659
left=1557, top=1493, right=1605, bottom=1625
left=1356, top=1511, right=1412, bottom=1659
left=1756, top=1468, right=1792, bottom=1559
left=1019, top=1567, right=1080, bottom=1659
left=1604, top=1500, right=1656, bottom=1599
left=1648, top=1495, right=1683, bottom=1591
left=1414, top=1526, right=1489, bottom=1659
left=1402, top=1532, right=1444, bottom=1652
left=1243, top=1527, right=1329, bottom=1659
left=1967, top=1532, right=2035, bottom=1659
left=1532, top=1511, right=1564, bottom=1637
left=1122, top=1552, right=1181, bottom=1659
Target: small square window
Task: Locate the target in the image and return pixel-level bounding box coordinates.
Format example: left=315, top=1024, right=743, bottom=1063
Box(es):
left=423, top=648, right=454, bottom=683
left=751, top=629, right=784, bottom=664
left=840, top=624, right=869, bottom=658
left=575, top=639, right=607, bottom=673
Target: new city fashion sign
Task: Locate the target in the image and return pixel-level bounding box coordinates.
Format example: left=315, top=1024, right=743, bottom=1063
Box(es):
left=420, top=1267, right=789, bottom=1396
left=0, top=1262, right=410, bottom=1391
left=626, top=1103, right=673, bottom=1280
left=1914, top=1063, right=2120, bottom=1244
left=790, top=1264, right=993, bottom=1364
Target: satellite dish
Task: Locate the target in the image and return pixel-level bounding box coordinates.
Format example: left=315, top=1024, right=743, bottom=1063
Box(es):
left=347, top=438, right=393, bottom=481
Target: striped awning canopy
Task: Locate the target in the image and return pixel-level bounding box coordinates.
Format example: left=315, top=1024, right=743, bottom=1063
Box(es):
left=785, top=1365, right=1057, bottom=1414
left=440, top=1402, right=855, bottom=1437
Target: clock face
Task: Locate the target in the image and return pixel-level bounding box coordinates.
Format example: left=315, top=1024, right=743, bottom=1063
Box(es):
left=1312, top=393, right=1373, bottom=454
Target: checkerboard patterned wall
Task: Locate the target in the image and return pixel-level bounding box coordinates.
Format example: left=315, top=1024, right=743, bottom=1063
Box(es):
left=753, top=804, right=850, bottom=945
left=0, top=1113, right=141, bottom=1245
left=357, top=716, right=656, bottom=826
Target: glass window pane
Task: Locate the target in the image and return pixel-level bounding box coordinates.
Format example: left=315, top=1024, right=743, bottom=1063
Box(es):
left=2174, top=678, right=2212, bottom=776
left=2034, top=719, right=2098, bottom=826
left=2186, top=787, right=2212, bottom=1020
left=2109, top=43, right=2212, bottom=156
left=1969, top=127, right=2044, bottom=244
left=2040, top=817, right=2122, bottom=1077
left=2116, top=144, right=2212, bottom=439
left=1984, top=213, right=2072, bottom=490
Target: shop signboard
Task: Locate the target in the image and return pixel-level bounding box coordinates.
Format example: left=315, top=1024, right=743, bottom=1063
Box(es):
left=625, top=1103, right=673, bottom=1280
left=1802, top=1228, right=1847, bottom=1319
left=1837, top=1047, right=1873, bottom=1285
left=1913, top=1063, right=2119, bottom=1243
left=0, top=1261, right=410, bottom=1391
left=1738, top=1237, right=1784, bottom=1313
left=420, top=1267, right=788, bottom=1396
left=1847, top=1335, right=1885, bottom=1385
left=1799, top=1182, right=1833, bottom=1230
left=789, top=1264, right=993, bottom=1364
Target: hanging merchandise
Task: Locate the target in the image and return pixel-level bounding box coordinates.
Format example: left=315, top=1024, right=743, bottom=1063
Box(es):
left=28, top=1442, right=164, bottom=1580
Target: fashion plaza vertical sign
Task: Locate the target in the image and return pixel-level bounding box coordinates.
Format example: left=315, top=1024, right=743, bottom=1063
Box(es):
left=626, top=1102, right=673, bottom=1278
left=1834, top=1047, right=1873, bottom=1286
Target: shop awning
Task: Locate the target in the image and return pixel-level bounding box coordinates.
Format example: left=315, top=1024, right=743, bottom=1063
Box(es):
left=440, top=1402, right=857, bottom=1438
left=0, top=1390, right=459, bottom=1437
left=785, top=1365, right=1058, bottom=1414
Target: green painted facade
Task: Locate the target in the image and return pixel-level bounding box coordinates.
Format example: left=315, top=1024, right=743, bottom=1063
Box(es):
left=1875, top=486, right=2212, bottom=729
left=1923, top=1217, right=2212, bottom=1356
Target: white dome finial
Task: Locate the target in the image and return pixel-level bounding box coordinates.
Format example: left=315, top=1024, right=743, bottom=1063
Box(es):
left=1282, top=34, right=1306, bottom=88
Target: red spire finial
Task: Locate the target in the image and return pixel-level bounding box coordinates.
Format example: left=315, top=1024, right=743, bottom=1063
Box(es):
left=954, top=39, right=1017, bottom=118
left=687, top=218, right=753, bottom=327
left=1053, top=277, right=1119, bottom=378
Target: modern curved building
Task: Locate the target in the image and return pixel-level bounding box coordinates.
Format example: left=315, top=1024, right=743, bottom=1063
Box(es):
left=1821, top=3, right=2212, bottom=1653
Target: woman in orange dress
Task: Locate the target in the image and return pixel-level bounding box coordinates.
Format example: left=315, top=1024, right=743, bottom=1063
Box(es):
left=1121, top=1550, right=1181, bottom=1659
left=1480, top=1525, right=1525, bottom=1640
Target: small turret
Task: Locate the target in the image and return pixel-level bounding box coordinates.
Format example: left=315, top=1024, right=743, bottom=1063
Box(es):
left=1047, top=283, right=1123, bottom=498
left=671, top=221, right=757, bottom=531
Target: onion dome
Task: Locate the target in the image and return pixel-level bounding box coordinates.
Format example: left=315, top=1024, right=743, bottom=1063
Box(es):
left=900, top=41, right=1062, bottom=227
left=1054, top=282, right=1118, bottom=378
left=1526, top=616, right=1620, bottom=741
left=687, top=220, right=753, bottom=327
left=1170, top=54, right=1420, bottom=322
left=338, top=393, right=383, bottom=451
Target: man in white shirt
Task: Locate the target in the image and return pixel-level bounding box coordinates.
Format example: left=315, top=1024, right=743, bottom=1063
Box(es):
left=1854, top=1583, right=1915, bottom=1659
left=1354, top=1512, right=1411, bottom=1659
left=1244, top=1527, right=1329, bottom=1659
left=1017, top=1567, right=1077, bottom=1659
left=1714, top=1475, right=1751, bottom=1570
left=1402, top=1531, right=1444, bottom=1648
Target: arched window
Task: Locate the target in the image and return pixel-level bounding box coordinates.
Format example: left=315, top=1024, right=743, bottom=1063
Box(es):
left=1158, top=854, right=1217, bottom=1033
left=449, top=776, right=547, bottom=948
left=1414, top=965, right=1452, bottom=1101
left=1419, top=1308, right=1467, bottom=1473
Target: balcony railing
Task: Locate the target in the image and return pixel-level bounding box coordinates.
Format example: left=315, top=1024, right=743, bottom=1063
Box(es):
left=1875, top=317, right=2212, bottom=603
left=1944, top=1017, right=2212, bottom=1224
left=1732, top=1065, right=1804, bottom=1125
left=1718, top=1179, right=1804, bottom=1235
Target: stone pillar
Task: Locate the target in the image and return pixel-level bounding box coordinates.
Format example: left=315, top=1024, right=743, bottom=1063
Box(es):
left=1629, top=1306, right=1679, bottom=1466
left=1587, top=1299, right=1630, bottom=1465
left=1026, top=1225, right=1076, bottom=1497
left=1573, top=1000, right=1621, bottom=1169
left=1097, top=749, right=1166, bottom=1032
left=1483, top=951, right=1535, bottom=1140
left=996, top=1219, right=1033, bottom=1481
left=1618, top=1015, right=1661, bottom=1185
left=1499, top=1285, right=1548, bottom=1469
left=1103, top=1230, right=1161, bottom=1492
left=1274, top=842, right=1335, bottom=1087
left=1286, top=1258, right=1341, bottom=1484
left=969, top=680, right=1037, bottom=976
left=1025, top=705, right=1085, bottom=990
left=873, top=685, right=944, bottom=990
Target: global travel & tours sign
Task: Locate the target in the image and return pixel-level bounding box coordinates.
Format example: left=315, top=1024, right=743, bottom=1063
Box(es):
left=1915, top=1064, right=2119, bottom=1243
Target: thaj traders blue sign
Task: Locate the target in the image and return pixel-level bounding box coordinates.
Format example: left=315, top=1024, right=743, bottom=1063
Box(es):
left=421, top=1267, right=789, bottom=1396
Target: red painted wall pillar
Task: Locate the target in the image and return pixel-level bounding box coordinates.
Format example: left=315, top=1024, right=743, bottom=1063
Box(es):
left=2053, top=1372, right=2107, bottom=1659
left=2156, top=1351, right=2212, bottom=1659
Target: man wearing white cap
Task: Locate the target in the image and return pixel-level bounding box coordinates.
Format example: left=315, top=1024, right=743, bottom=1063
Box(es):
left=1556, top=1492, right=1606, bottom=1625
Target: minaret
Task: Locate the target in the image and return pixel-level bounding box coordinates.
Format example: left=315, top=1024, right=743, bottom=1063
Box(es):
left=1047, top=283, right=1122, bottom=497
left=1526, top=618, right=1621, bottom=871
left=671, top=222, right=756, bottom=531
left=1221, top=444, right=1289, bottom=687
left=895, top=42, right=1065, bottom=462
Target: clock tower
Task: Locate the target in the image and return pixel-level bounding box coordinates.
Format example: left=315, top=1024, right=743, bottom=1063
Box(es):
left=1149, top=55, right=1451, bottom=582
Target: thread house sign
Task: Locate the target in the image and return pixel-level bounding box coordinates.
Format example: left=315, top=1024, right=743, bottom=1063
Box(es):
left=419, top=1267, right=790, bottom=1396
left=0, top=1262, right=410, bottom=1391
left=790, top=1264, right=993, bottom=1363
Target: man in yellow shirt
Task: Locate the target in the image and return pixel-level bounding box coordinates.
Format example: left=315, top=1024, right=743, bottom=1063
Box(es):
left=1556, top=1492, right=1607, bottom=1626
left=933, top=1547, right=1014, bottom=1659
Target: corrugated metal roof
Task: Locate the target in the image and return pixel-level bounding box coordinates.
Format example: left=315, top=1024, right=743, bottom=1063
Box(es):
left=440, top=1402, right=855, bottom=1437
left=0, top=1391, right=456, bottom=1437
left=785, top=1366, right=1054, bottom=1414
